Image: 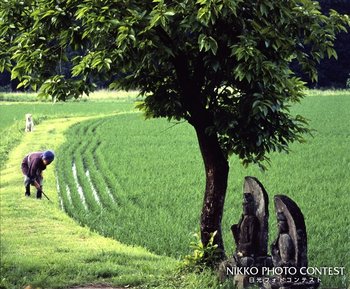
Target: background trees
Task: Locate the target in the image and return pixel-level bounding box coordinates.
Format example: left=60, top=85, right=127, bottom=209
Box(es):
left=1, top=0, right=348, bottom=260
left=1, top=0, right=348, bottom=91
left=316, top=0, right=350, bottom=88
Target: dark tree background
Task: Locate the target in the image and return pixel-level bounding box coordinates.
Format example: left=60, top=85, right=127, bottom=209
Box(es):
left=315, top=0, right=350, bottom=88
left=1, top=0, right=349, bottom=91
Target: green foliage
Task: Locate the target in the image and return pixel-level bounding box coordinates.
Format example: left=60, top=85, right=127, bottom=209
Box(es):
left=37, top=75, right=94, bottom=102
left=181, top=231, right=221, bottom=272
left=1, top=0, right=349, bottom=166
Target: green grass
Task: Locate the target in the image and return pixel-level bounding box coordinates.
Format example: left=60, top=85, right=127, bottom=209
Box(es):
left=55, top=91, right=350, bottom=288
left=0, top=93, right=236, bottom=289
left=1, top=116, right=235, bottom=289
left=1, top=89, right=349, bottom=288
left=0, top=91, right=40, bottom=102
left=0, top=116, right=179, bottom=289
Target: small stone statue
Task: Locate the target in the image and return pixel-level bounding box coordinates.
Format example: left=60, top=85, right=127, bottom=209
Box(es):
left=271, top=212, right=296, bottom=269
left=243, top=176, right=270, bottom=258
left=265, top=195, right=319, bottom=289
left=231, top=177, right=270, bottom=267
left=273, top=195, right=308, bottom=270
left=220, top=177, right=270, bottom=288
left=232, top=193, right=260, bottom=266
left=222, top=179, right=319, bottom=289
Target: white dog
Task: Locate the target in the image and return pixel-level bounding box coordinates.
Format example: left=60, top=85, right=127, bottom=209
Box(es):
left=25, top=114, right=34, bottom=132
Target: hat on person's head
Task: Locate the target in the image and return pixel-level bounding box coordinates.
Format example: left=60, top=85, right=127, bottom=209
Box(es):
left=42, top=150, right=55, bottom=163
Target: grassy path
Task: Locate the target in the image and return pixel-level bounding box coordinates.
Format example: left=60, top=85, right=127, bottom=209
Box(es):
left=0, top=116, right=177, bottom=289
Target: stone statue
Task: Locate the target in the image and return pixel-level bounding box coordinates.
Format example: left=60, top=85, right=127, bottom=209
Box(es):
left=265, top=195, right=319, bottom=289
left=231, top=176, right=270, bottom=267
left=271, top=212, right=296, bottom=269
left=232, top=193, right=260, bottom=266
left=219, top=177, right=270, bottom=288
left=243, top=176, right=269, bottom=257
left=221, top=179, right=320, bottom=289
left=272, top=195, right=308, bottom=270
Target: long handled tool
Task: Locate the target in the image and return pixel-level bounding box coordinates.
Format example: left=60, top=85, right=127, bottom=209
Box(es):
left=33, top=180, right=52, bottom=202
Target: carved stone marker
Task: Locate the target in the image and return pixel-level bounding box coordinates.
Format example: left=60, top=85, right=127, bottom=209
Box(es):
left=221, top=178, right=319, bottom=289
left=231, top=176, right=270, bottom=266
left=264, top=195, right=319, bottom=289
left=243, top=176, right=269, bottom=258
left=271, top=211, right=296, bottom=269
left=232, top=192, right=259, bottom=266
left=272, top=195, right=308, bottom=270
left=227, top=177, right=271, bottom=288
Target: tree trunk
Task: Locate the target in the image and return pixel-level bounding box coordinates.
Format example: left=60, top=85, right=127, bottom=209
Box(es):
left=170, top=50, right=229, bottom=260
left=195, top=126, right=229, bottom=261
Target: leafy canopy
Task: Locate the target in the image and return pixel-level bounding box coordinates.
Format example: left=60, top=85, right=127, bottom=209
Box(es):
left=1, top=0, right=349, bottom=167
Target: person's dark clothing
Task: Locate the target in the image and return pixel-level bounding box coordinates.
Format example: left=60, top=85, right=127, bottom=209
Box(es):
left=22, top=152, right=47, bottom=181
left=21, top=152, right=46, bottom=198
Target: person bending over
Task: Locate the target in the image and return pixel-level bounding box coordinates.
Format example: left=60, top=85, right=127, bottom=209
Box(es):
left=21, top=150, right=55, bottom=199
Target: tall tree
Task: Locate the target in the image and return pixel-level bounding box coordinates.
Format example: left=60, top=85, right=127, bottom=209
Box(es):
left=1, top=0, right=348, bottom=260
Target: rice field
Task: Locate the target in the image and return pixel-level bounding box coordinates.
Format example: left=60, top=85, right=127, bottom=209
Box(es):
left=1, top=89, right=349, bottom=288
left=52, top=90, right=350, bottom=287
left=55, top=113, right=202, bottom=256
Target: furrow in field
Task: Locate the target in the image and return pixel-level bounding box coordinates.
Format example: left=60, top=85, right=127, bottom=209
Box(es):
left=76, top=120, right=106, bottom=211
left=78, top=116, right=123, bottom=207
left=85, top=170, right=101, bottom=206
left=57, top=123, right=89, bottom=215
left=55, top=159, right=75, bottom=215
left=105, top=186, right=116, bottom=204
left=84, top=137, right=117, bottom=208
left=62, top=162, right=87, bottom=214
left=65, top=185, right=73, bottom=206
left=72, top=162, right=88, bottom=211
left=74, top=157, right=100, bottom=212
left=94, top=146, right=125, bottom=204
left=55, top=176, right=65, bottom=211
left=70, top=121, right=103, bottom=212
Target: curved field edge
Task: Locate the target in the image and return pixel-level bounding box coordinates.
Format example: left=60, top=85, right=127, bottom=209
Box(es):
left=0, top=116, right=178, bottom=289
